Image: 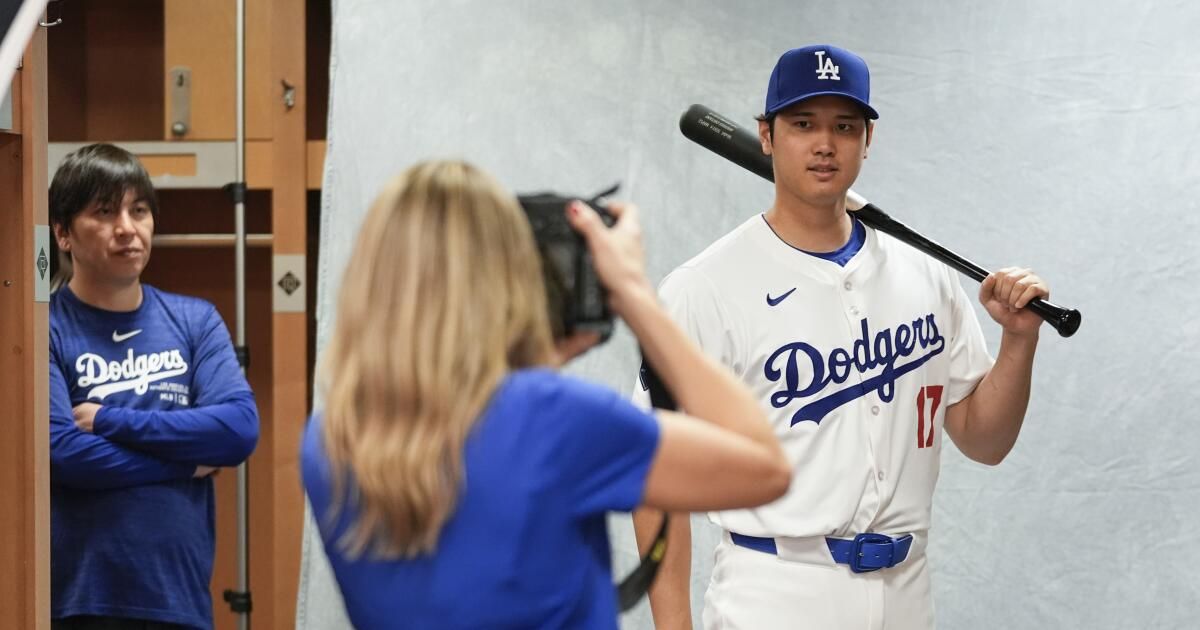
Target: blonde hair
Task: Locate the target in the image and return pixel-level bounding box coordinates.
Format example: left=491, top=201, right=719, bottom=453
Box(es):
left=319, top=160, right=555, bottom=559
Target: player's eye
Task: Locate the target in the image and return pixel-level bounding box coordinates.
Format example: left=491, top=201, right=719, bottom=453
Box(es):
left=837, top=123, right=856, bottom=133
left=793, top=119, right=812, bottom=129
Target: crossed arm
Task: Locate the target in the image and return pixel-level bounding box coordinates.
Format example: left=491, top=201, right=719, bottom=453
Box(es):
left=51, top=311, right=260, bottom=490
left=52, top=377, right=259, bottom=491
left=74, top=393, right=258, bottom=466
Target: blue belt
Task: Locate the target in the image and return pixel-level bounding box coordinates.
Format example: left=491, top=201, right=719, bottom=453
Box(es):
left=730, top=532, right=914, bottom=574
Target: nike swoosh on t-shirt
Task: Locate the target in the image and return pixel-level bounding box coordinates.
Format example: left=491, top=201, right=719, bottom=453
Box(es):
left=112, top=329, right=143, bottom=343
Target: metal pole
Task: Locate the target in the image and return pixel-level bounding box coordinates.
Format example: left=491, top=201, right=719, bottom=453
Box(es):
left=151, top=233, right=273, bottom=248
left=232, top=0, right=251, bottom=627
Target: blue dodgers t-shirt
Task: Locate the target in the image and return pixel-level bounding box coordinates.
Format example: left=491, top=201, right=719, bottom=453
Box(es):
left=50, top=284, right=258, bottom=629
left=302, top=368, right=662, bottom=629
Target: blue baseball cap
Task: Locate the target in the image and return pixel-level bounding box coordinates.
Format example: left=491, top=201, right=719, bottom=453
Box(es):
left=764, top=45, right=878, bottom=119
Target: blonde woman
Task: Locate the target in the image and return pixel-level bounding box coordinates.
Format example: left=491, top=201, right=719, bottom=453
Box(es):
left=300, top=160, right=789, bottom=629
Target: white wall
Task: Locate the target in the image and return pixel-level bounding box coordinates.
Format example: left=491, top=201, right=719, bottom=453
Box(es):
left=297, top=1, right=1200, bottom=628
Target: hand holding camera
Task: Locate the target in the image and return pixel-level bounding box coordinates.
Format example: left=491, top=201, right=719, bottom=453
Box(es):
left=519, top=188, right=654, bottom=362
left=519, top=188, right=642, bottom=346
left=563, top=199, right=653, bottom=319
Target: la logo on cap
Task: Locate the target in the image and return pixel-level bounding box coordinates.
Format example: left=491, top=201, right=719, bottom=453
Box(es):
left=815, top=50, right=840, bottom=80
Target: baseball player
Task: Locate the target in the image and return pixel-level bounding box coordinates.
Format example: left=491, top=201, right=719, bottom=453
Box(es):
left=632, top=44, right=1051, bottom=629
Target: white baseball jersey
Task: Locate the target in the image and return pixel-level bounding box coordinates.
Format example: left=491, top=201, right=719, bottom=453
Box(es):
left=635, top=214, right=993, bottom=539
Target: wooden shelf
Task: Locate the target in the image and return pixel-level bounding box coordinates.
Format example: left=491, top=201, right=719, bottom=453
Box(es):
left=48, top=139, right=325, bottom=190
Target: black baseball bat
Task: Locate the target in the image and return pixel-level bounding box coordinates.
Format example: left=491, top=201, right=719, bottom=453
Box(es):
left=678, top=103, right=1082, bottom=338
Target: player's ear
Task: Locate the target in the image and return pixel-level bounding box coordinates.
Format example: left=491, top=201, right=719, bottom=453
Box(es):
left=863, top=120, right=874, bottom=159
left=758, top=119, right=773, bottom=156
left=53, top=221, right=71, bottom=251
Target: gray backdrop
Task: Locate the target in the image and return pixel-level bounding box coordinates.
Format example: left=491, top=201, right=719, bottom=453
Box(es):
left=296, top=1, right=1200, bottom=628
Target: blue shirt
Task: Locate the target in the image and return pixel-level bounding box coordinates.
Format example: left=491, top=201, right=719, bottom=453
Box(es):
left=50, top=285, right=259, bottom=629
left=302, top=369, right=661, bottom=630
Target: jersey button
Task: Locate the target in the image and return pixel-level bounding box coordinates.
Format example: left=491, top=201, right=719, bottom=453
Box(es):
left=871, top=405, right=880, bottom=415
left=843, top=281, right=853, bottom=290
left=877, top=471, right=885, bottom=481
left=849, top=306, right=860, bottom=316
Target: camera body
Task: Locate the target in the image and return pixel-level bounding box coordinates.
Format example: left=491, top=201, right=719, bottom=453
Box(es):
left=518, top=191, right=617, bottom=343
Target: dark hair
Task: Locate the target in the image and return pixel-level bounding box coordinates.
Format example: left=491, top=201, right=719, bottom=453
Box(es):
left=755, top=112, right=777, bottom=138
left=49, top=143, right=159, bottom=234
left=48, top=144, right=159, bottom=288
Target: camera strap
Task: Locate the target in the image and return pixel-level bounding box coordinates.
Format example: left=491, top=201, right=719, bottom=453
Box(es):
left=615, top=355, right=677, bottom=612
left=616, top=512, right=670, bottom=612
left=587, top=183, right=621, bottom=204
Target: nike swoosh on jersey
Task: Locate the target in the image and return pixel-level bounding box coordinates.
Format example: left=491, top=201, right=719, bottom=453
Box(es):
left=112, top=329, right=144, bottom=343
left=766, top=288, right=797, bottom=307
